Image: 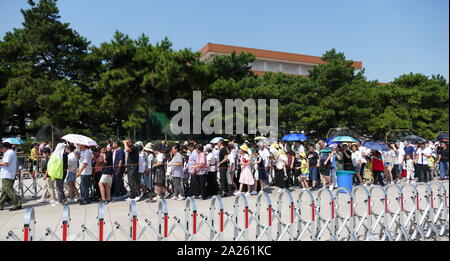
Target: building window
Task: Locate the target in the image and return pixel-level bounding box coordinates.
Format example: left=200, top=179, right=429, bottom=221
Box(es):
left=251, top=60, right=265, bottom=71
left=266, top=61, right=280, bottom=72
left=282, top=63, right=299, bottom=75
left=299, top=65, right=313, bottom=75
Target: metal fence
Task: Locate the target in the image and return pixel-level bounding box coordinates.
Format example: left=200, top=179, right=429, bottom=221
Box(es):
left=5, top=181, right=448, bottom=241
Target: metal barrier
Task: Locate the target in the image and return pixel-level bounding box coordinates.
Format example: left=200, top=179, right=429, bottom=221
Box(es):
left=231, top=193, right=251, bottom=241
left=428, top=181, right=449, bottom=237
left=40, top=205, right=71, bottom=241
left=295, top=189, right=317, bottom=241
left=3, top=182, right=449, bottom=241
left=75, top=203, right=108, bottom=241
left=334, top=187, right=355, bottom=240
left=411, top=182, right=432, bottom=240
left=6, top=207, right=36, bottom=241
left=352, top=186, right=374, bottom=240
left=275, top=189, right=295, bottom=241
left=4, top=158, right=134, bottom=200
left=383, top=184, right=405, bottom=241
left=172, top=197, right=203, bottom=241
left=254, top=191, right=274, bottom=241
left=316, top=188, right=336, bottom=241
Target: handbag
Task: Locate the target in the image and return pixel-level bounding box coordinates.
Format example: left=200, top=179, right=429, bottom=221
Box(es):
left=401, top=169, right=407, bottom=178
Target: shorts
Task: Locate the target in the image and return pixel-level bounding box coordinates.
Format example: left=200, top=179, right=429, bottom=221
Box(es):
left=319, top=165, right=331, bottom=176
left=300, top=173, right=309, bottom=178
left=99, top=174, right=113, bottom=187
left=65, top=171, right=76, bottom=182
left=384, top=162, right=393, bottom=167
left=29, top=160, right=37, bottom=172
left=309, top=167, right=319, bottom=181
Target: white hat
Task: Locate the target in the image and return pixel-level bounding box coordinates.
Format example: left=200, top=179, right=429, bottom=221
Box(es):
left=144, top=142, right=154, bottom=151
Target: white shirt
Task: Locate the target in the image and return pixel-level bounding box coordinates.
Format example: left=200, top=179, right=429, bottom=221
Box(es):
left=383, top=150, right=395, bottom=164
left=138, top=153, right=146, bottom=173
left=156, top=153, right=164, bottom=163
left=276, top=153, right=287, bottom=170
left=79, top=149, right=93, bottom=175
left=146, top=154, right=154, bottom=169
left=212, top=148, right=220, bottom=160
left=67, top=152, right=78, bottom=173
left=416, top=147, right=432, bottom=165
left=351, top=150, right=362, bottom=167
left=0, top=149, right=17, bottom=180
left=396, top=148, right=405, bottom=165
left=406, top=159, right=415, bottom=171
left=358, top=146, right=370, bottom=164
left=259, top=148, right=270, bottom=167
left=206, top=153, right=217, bottom=172
left=228, top=153, right=235, bottom=169
left=297, top=145, right=306, bottom=154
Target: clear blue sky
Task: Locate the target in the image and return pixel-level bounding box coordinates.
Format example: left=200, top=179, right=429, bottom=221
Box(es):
left=1, top=0, right=448, bottom=82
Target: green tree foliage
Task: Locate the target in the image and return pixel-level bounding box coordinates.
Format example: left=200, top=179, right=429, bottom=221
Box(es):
left=0, top=0, right=92, bottom=137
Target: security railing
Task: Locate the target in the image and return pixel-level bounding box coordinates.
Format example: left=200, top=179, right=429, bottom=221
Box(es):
left=4, top=181, right=448, bottom=241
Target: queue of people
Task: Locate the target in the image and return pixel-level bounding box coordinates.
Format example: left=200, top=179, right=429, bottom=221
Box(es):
left=0, top=137, right=448, bottom=209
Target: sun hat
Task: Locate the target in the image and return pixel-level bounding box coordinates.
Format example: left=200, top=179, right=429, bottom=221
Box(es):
left=144, top=142, right=154, bottom=152
left=239, top=144, right=249, bottom=153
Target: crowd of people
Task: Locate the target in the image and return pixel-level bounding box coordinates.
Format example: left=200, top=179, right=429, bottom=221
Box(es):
left=0, top=136, right=448, bottom=209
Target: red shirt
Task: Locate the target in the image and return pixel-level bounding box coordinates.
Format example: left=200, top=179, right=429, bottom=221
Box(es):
left=286, top=151, right=295, bottom=168
left=372, top=153, right=384, bottom=171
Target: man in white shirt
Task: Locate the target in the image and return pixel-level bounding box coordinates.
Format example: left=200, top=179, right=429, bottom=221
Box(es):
left=76, top=145, right=93, bottom=204
left=357, top=141, right=370, bottom=181
left=395, top=142, right=405, bottom=179
left=259, top=145, right=271, bottom=183
left=0, top=142, right=22, bottom=211
left=274, top=148, right=288, bottom=192
left=415, top=142, right=432, bottom=182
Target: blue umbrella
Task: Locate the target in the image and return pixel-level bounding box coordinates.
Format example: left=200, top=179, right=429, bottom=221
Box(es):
left=2, top=137, right=25, bottom=145
left=330, top=136, right=358, bottom=143
left=281, top=133, right=307, bottom=142
left=325, top=137, right=335, bottom=144
left=362, top=141, right=389, bottom=152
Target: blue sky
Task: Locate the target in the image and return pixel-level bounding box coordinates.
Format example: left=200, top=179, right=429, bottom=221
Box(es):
left=1, top=0, right=448, bottom=82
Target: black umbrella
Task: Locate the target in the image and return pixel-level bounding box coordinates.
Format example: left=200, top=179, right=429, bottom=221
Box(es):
left=404, top=135, right=426, bottom=143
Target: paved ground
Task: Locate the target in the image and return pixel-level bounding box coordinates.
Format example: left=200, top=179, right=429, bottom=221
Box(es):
left=1, top=178, right=448, bottom=241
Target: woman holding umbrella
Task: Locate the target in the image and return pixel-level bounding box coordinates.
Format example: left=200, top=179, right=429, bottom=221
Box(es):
left=342, top=144, right=353, bottom=171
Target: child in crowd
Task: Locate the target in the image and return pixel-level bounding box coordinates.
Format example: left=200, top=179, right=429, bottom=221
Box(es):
left=404, top=154, right=415, bottom=183
left=297, top=152, right=309, bottom=189
left=364, top=157, right=374, bottom=184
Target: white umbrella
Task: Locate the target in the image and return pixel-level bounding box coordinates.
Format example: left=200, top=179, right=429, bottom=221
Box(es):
left=61, top=134, right=97, bottom=146
left=210, top=137, right=224, bottom=144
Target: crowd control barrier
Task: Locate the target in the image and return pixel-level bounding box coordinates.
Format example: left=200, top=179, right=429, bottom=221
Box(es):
left=4, top=182, right=449, bottom=241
